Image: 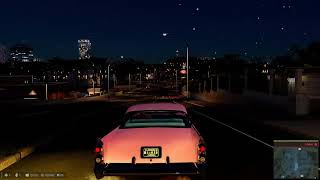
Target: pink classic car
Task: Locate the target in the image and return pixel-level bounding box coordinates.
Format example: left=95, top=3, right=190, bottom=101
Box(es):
left=94, top=103, right=207, bottom=179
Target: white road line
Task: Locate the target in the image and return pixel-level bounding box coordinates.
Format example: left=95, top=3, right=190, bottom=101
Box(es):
left=192, top=110, right=274, bottom=149
left=17, top=111, right=50, bottom=118
left=185, top=101, right=205, bottom=107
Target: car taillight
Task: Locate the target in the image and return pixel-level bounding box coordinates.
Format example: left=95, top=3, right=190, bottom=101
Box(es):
left=95, top=156, right=104, bottom=164
left=199, top=145, right=206, bottom=153
left=198, top=143, right=206, bottom=164
left=95, top=147, right=103, bottom=153
left=95, top=138, right=104, bottom=164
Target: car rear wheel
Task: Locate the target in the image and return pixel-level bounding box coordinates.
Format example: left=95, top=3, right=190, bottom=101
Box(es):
left=94, top=167, right=104, bottom=180
left=200, top=168, right=207, bottom=180
left=94, top=172, right=104, bottom=179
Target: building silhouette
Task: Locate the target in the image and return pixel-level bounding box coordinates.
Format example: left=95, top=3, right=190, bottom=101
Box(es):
left=10, top=44, right=34, bottom=62
left=0, top=44, right=8, bottom=63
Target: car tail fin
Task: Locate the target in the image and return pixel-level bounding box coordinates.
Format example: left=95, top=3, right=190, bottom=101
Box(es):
left=198, top=141, right=207, bottom=164
left=95, top=138, right=104, bottom=164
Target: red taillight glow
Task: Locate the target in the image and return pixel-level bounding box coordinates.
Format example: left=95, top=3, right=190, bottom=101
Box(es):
left=199, top=145, right=206, bottom=152
left=95, top=147, right=101, bottom=153
left=198, top=143, right=207, bottom=164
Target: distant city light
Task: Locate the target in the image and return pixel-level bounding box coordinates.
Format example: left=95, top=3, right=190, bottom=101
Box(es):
left=9, top=44, right=35, bottom=62
left=180, top=69, right=187, bottom=74
left=287, top=78, right=295, bottom=84
left=78, top=39, right=91, bottom=60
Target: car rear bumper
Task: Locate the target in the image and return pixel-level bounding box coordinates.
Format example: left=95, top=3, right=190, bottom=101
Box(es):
left=95, top=163, right=205, bottom=176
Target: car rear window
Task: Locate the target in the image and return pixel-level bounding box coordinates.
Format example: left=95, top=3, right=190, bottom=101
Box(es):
left=121, top=111, right=190, bottom=128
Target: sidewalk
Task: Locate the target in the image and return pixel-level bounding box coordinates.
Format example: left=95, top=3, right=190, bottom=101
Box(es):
left=0, top=95, right=108, bottom=160
left=0, top=95, right=111, bottom=171
left=193, top=90, right=245, bottom=105
left=0, top=95, right=107, bottom=107
left=262, top=120, right=320, bottom=138
left=192, top=92, right=320, bottom=139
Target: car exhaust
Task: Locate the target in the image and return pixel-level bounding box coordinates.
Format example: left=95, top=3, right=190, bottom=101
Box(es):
left=132, top=157, right=136, bottom=164
left=166, top=156, right=170, bottom=164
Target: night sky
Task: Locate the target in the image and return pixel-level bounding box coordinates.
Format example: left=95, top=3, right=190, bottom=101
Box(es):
left=1, top=0, right=320, bottom=63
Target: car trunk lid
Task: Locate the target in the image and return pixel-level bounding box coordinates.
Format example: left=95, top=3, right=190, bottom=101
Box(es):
left=102, top=127, right=198, bottom=164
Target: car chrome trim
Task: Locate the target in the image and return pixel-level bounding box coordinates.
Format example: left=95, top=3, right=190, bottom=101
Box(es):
left=98, top=163, right=201, bottom=175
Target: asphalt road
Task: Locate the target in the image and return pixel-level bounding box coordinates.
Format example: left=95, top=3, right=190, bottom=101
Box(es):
left=1, top=93, right=307, bottom=180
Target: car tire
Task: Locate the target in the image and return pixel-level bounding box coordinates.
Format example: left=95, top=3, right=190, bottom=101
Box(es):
left=200, top=168, right=207, bottom=180
left=95, top=173, right=104, bottom=180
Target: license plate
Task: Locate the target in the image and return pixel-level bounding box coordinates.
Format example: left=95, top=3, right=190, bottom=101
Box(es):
left=141, top=147, right=161, bottom=158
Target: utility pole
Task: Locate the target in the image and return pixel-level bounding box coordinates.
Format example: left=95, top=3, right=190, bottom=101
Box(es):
left=93, top=79, right=95, bottom=96
left=210, top=76, right=213, bottom=92
left=217, top=74, right=220, bottom=92
left=175, top=69, right=178, bottom=92
left=139, top=73, right=142, bottom=85
left=129, top=73, right=131, bottom=91
left=107, top=65, right=110, bottom=94
left=45, top=83, right=48, bottom=101
left=186, top=44, right=189, bottom=99
left=113, top=74, right=116, bottom=88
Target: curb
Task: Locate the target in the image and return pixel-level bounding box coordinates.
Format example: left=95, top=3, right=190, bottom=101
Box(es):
left=261, top=121, right=320, bottom=139
left=193, top=93, right=245, bottom=105
left=0, top=146, right=34, bottom=172
left=0, top=134, right=56, bottom=172
left=0, top=153, right=20, bottom=172
left=0, top=109, right=98, bottom=172
left=190, top=96, right=319, bottom=139
left=0, top=96, right=118, bottom=172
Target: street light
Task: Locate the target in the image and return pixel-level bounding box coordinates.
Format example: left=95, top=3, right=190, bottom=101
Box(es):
left=162, top=34, right=189, bottom=97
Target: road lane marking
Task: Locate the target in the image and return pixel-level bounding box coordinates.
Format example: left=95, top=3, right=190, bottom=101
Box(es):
left=185, top=101, right=205, bottom=107
left=192, top=110, right=274, bottom=149
left=17, top=111, right=50, bottom=118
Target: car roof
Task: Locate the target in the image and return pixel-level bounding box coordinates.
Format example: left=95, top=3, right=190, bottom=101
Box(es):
left=126, top=102, right=187, bottom=114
